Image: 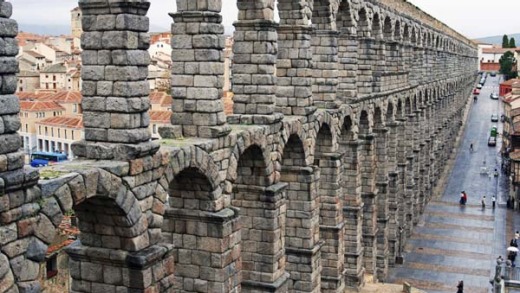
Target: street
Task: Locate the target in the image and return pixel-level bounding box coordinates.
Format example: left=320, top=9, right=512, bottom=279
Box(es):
left=387, top=74, right=512, bottom=293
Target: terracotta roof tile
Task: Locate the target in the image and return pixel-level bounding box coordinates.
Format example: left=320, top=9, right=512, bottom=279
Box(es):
left=482, top=47, right=520, bottom=54
left=17, top=92, right=52, bottom=100
left=20, top=100, right=64, bottom=112
left=36, top=115, right=83, bottom=129
left=39, top=91, right=82, bottom=103
left=149, top=91, right=172, bottom=106
left=149, top=111, right=171, bottom=123
left=25, top=50, right=45, bottom=58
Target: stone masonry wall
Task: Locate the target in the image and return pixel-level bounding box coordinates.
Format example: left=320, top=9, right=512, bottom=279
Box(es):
left=0, top=0, right=479, bottom=293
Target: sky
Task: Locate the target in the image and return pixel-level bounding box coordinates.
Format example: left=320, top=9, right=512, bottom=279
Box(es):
left=9, top=0, right=520, bottom=39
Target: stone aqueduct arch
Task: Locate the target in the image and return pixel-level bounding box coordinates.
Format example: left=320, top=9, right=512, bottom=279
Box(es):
left=0, top=0, right=477, bottom=292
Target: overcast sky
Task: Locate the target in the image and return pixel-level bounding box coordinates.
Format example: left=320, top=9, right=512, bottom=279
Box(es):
left=9, top=0, right=520, bottom=39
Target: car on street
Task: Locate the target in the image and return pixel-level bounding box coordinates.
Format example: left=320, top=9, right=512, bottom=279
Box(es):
left=488, top=136, right=497, bottom=146
left=491, top=114, right=499, bottom=122
left=477, top=84, right=483, bottom=89
left=473, top=88, right=480, bottom=95
left=490, top=72, right=497, bottom=77
left=490, top=93, right=499, bottom=99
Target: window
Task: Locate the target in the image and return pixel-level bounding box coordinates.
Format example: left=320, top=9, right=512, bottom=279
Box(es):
left=53, top=75, right=56, bottom=81
left=25, top=124, right=28, bottom=132
left=45, top=127, right=48, bottom=136
left=153, top=124, right=157, bottom=134
left=38, top=126, right=41, bottom=135
left=64, top=130, right=67, bottom=139
left=58, top=129, right=60, bottom=138
left=51, top=128, right=54, bottom=137
left=46, top=255, right=58, bottom=279
left=73, top=104, right=77, bottom=113
left=71, top=131, right=74, bottom=140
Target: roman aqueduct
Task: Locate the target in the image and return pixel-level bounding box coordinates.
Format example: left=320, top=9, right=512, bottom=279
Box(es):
left=0, top=0, right=477, bottom=292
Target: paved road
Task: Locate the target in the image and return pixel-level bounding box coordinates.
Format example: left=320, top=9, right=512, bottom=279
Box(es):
left=387, top=74, right=513, bottom=293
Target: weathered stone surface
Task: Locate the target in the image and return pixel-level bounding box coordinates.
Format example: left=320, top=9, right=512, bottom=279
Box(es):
left=25, top=238, right=48, bottom=262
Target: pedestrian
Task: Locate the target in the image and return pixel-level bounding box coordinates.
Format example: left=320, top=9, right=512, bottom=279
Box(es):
left=460, top=191, right=465, bottom=205
left=516, top=231, right=519, bottom=240
left=509, top=251, right=517, bottom=267
left=469, top=143, right=473, bottom=152
left=511, top=237, right=518, bottom=248
left=492, top=195, right=496, bottom=209
left=456, top=280, right=464, bottom=293
left=463, top=192, right=468, bottom=205
left=481, top=196, right=486, bottom=209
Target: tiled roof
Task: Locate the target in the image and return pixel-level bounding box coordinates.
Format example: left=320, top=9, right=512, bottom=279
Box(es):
left=37, top=115, right=83, bottom=129
left=482, top=47, right=520, bottom=54
left=149, top=111, right=171, bottom=123
left=149, top=91, right=172, bottom=105
left=18, top=71, right=40, bottom=77
left=501, top=79, right=520, bottom=86
left=20, top=100, right=64, bottom=112
left=41, top=63, right=67, bottom=73
left=39, top=91, right=82, bottom=103
left=17, top=92, right=51, bottom=100
left=24, top=50, right=45, bottom=58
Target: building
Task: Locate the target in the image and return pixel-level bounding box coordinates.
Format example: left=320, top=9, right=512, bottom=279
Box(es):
left=223, top=37, right=234, bottom=94
left=149, top=111, right=172, bottom=139
left=18, top=50, right=47, bottom=71
left=481, top=46, right=520, bottom=72
left=71, top=7, right=82, bottom=39
left=474, top=41, right=493, bottom=70
left=35, top=115, right=83, bottom=158
left=40, top=63, right=68, bottom=90
left=39, top=215, right=78, bottom=293
left=39, top=91, right=83, bottom=115
left=149, top=91, right=172, bottom=111
left=17, top=71, right=40, bottom=92
left=500, top=78, right=520, bottom=97
left=19, top=100, right=65, bottom=157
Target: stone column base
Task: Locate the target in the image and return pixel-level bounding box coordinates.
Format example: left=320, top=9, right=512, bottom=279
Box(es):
left=66, top=242, right=175, bottom=293
left=321, top=269, right=347, bottom=293
left=241, top=272, right=290, bottom=293
left=285, top=240, right=324, bottom=292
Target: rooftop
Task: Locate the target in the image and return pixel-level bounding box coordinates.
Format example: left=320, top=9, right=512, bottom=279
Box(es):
left=482, top=47, right=520, bottom=54
left=41, top=63, right=67, bottom=73
left=149, top=111, right=172, bottom=123
left=39, top=91, right=82, bottom=104
left=36, top=115, right=83, bottom=129
left=20, top=100, right=64, bottom=112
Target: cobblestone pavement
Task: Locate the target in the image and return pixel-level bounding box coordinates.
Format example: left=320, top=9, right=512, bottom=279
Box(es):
left=387, top=75, right=512, bottom=293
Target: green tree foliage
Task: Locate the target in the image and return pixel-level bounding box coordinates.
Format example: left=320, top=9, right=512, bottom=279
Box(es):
left=499, top=51, right=518, bottom=80
left=510, top=37, right=516, bottom=48
left=503, top=34, right=510, bottom=48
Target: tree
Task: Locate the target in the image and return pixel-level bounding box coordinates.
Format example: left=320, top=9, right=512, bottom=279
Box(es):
left=503, top=35, right=510, bottom=48
left=499, top=51, right=518, bottom=80
left=510, top=37, right=517, bottom=48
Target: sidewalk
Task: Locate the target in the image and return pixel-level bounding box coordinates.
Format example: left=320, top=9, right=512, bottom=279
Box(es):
left=387, top=76, right=506, bottom=293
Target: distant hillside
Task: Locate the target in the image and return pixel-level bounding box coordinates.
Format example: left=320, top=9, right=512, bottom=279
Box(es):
left=475, top=33, right=520, bottom=45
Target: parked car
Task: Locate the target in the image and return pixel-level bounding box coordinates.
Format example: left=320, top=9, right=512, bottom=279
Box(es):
left=488, top=136, right=497, bottom=147
left=491, top=114, right=499, bottom=122
left=477, top=84, right=483, bottom=89
left=473, top=88, right=481, bottom=95
left=490, top=93, right=499, bottom=99
left=490, top=72, right=497, bottom=77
